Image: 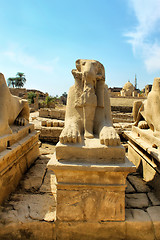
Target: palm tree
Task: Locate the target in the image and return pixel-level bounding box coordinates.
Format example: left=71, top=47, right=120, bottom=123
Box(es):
left=15, top=72, right=26, bottom=88
left=7, top=77, right=16, bottom=88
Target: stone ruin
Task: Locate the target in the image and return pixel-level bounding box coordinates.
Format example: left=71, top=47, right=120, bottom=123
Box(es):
left=0, top=73, right=39, bottom=204
left=1, top=64, right=160, bottom=239
left=48, top=59, right=135, bottom=226
left=30, top=108, right=65, bottom=143
left=126, top=77, right=160, bottom=199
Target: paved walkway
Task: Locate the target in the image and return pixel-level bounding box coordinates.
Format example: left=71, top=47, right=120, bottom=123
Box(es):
left=0, top=143, right=160, bottom=240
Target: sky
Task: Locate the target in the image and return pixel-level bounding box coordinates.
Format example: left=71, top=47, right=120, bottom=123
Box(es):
left=0, top=0, right=160, bottom=96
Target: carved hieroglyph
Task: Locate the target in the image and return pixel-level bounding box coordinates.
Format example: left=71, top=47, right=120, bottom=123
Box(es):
left=133, top=77, right=160, bottom=136
left=59, top=59, right=120, bottom=146
left=0, top=73, right=29, bottom=136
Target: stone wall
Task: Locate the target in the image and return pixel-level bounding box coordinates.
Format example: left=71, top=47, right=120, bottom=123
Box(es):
left=9, top=88, right=28, bottom=99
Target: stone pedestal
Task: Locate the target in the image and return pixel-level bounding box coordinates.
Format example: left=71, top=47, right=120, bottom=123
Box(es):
left=0, top=124, right=39, bottom=204
left=48, top=139, right=135, bottom=222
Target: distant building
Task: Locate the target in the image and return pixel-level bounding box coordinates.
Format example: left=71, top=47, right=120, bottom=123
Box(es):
left=120, top=81, right=137, bottom=97
left=108, top=87, right=122, bottom=97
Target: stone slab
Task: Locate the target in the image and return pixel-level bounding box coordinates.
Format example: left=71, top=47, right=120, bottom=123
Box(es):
left=0, top=124, right=34, bottom=153
left=0, top=222, right=55, bottom=240
left=125, top=209, right=155, bottom=240
left=125, top=193, right=149, bottom=208
left=48, top=153, right=135, bottom=174
left=56, top=185, right=126, bottom=221
left=127, top=175, right=150, bottom=193
left=56, top=221, right=125, bottom=240
left=56, top=138, right=125, bottom=163
left=147, top=206, right=160, bottom=240
left=0, top=129, right=39, bottom=205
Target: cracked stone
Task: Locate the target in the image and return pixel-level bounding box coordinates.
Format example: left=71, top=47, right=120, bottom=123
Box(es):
left=147, top=192, right=160, bottom=206
left=20, top=164, right=47, bottom=192
left=28, top=194, right=56, bottom=221
left=126, top=193, right=149, bottom=208
left=40, top=170, right=57, bottom=194
left=0, top=194, right=31, bottom=224
left=126, top=180, right=136, bottom=193
left=127, top=175, right=150, bottom=193
left=36, top=154, right=52, bottom=164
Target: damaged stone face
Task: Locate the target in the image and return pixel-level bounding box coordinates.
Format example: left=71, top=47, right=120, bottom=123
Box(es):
left=133, top=77, right=160, bottom=136
left=59, top=59, right=120, bottom=146
left=0, top=73, right=30, bottom=136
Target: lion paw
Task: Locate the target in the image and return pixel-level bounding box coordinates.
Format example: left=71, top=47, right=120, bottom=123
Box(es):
left=100, top=126, right=120, bottom=146
left=138, top=120, right=149, bottom=129
left=59, top=126, right=81, bottom=144
left=15, top=117, right=28, bottom=126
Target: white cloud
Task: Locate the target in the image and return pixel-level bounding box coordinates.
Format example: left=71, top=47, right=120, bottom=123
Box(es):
left=125, top=0, right=160, bottom=72
left=3, top=46, right=59, bottom=73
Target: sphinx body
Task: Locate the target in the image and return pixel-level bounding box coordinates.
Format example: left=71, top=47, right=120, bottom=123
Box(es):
left=133, top=77, right=160, bottom=136
left=59, top=59, right=120, bottom=146
left=0, top=73, right=29, bottom=137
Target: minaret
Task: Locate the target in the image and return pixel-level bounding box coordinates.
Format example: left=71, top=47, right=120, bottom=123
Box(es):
left=135, top=74, right=137, bottom=89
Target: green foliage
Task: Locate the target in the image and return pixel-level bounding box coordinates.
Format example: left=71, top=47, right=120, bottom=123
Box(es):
left=7, top=77, right=16, bottom=88
left=45, top=95, right=54, bottom=103
left=15, top=72, right=26, bottom=88
left=7, top=72, right=26, bottom=88
left=28, top=92, right=36, bottom=104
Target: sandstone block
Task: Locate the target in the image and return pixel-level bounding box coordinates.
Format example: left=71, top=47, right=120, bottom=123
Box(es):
left=125, top=193, right=149, bottom=208
left=126, top=209, right=154, bottom=240
left=56, top=138, right=125, bottom=163
left=147, top=206, right=160, bottom=240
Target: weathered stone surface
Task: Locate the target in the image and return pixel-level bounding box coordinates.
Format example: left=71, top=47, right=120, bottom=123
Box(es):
left=39, top=108, right=65, bottom=120
left=0, top=193, right=56, bottom=223
left=127, top=174, right=150, bottom=192
left=40, top=170, right=57, bottom=194
left=126, top=193, right=149, bottom=208
left=0, top=129, right=39, bottom=205
left=0, top=222, right=55, bottom=240
left=26, top=194, right=56, bottom=221
left=40, top=127, right=63, bottom=143
left=147, top=206, right=160, bottom=240
left=56, top=221, right=125, bottom=240
left=56, top=138, right=125, bottom=163
left=147, top=192, right=160, bottom=206
left=126, top=209, right=155, bottom=240
left=20, top=164, right=47, bottom=192
left=39, top=143, right=56, bottom=155
left=36, top=154, right=52, bottom=164
left=57, top=187, right=125, bottom=222
left=125, top=179, right=136, bottom=193
left=59, top=59, right=120, bottom=146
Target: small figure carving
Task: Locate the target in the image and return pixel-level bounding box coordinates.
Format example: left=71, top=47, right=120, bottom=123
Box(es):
left=60, top=59, right=120, bottom=146
left=0, top=73, right=29, bottom=136
left=133, top=77, right=160, bottom=136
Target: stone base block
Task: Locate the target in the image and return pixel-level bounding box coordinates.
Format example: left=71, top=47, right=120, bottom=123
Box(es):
left=39, top=127, right=63, bottom=143
left=0, top=125, right=40, bottom=204
left=48, top=154, right=135, bottom=221
left=56, top=138, right=125, bottom=163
